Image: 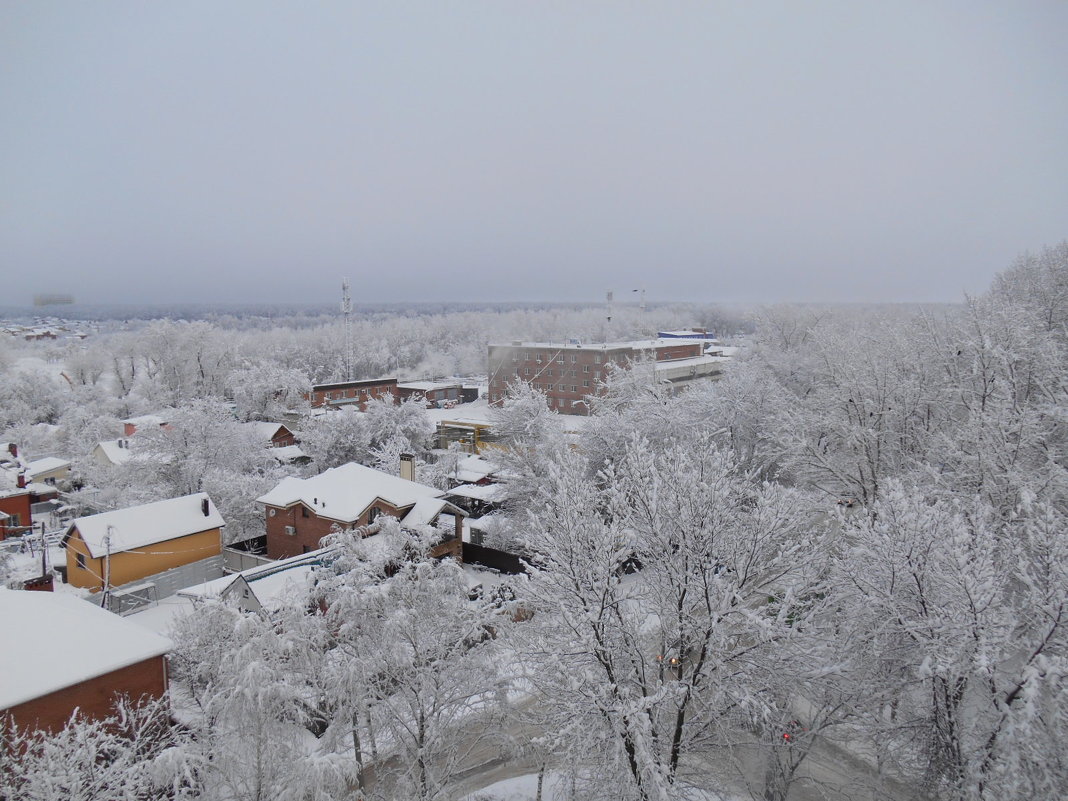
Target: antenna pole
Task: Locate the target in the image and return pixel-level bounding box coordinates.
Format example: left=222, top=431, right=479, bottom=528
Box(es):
left=101, top=525, right=113, bottom=609
left=341, top=279, right=354, bottom=380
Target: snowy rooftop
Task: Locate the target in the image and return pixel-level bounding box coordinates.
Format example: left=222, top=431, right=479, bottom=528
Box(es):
left=489, top=338, right=707, bottom=350
left=179, top=549, right=327, bottom=610
left=121, top=412, right=172, bottom=428
left=95, top=439, right=135, bottom=465
left=397, top=380, right=463, bottom=392
left=67, top=492, right=225, bottom=558
left=446, top=483, right=507, bottom=503
left=26, top=457, right=70, bottom=478
left=256, top=462, right=444, bottom=523
left=0, top=589, right=172, bottom=710
left=242, top=421, right=290, bottom=443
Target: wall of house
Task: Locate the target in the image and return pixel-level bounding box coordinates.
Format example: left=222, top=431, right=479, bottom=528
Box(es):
left=3, top=656, right=168, bottom=734
left=0, top=493, right=32, bottom=540
left=270, top=429, right=297, bottom=447
left=265, top=500, right=408, bottom=560
left=65, top=527, right=223, bottom=591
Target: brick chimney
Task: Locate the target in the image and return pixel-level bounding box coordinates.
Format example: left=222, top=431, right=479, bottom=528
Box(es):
left=16, top=471, right=26, bottom=490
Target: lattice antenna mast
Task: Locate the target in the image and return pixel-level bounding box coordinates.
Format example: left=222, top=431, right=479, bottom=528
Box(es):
left=604, top=290, right=614, bottom=343
left=341, top=278, right=354, bottom=380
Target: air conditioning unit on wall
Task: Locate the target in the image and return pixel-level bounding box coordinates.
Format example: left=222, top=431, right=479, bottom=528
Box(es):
left=284, top=525, right=296, bottom=536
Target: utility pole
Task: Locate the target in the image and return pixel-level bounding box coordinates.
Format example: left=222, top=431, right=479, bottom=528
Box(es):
left=100, top=525, right=113, bottom=609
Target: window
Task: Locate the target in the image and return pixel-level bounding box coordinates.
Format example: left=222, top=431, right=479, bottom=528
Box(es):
left=515, top=369, right=520, bottom=376
left=302, top=506, right=310, bottom=518
left=556, top=355, right=564, bottom=363
left=546, top=368, right=553, bottom=376
left=524, top=368, right=531, bottom=376
left=595, top=355, right=602, bottom=364
left=572, top=385, right=578, bottom=392
left=583, top=365, right=591, bottom=373
left=368, top=506, right=382, bottom=523
left=583, top=380, right=590, bottom=387
left=570, top=354, right=577, bottom=362
left=76, top=552, right=86, bottom=570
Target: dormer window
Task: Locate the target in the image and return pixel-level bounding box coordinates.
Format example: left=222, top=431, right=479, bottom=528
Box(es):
left=368, top=506, right=382, bottom=523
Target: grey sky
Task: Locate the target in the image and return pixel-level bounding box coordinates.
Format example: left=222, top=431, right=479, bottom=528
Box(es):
left=2, top=2, right=1066, bottom=306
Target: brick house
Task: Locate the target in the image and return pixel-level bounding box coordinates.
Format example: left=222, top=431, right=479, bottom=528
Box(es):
left=121, top=412, right=173, bottom=438
left=257, top=462, right=465, bottom=561
left=243, top=421, right=298, bottom=448
left=486, top=339, right=709, bottom=415
left=62, top=493, right=225, bottom=592
left=307, top=378, right=398, bottom=410
left=0, top=590, right=171, bottom=733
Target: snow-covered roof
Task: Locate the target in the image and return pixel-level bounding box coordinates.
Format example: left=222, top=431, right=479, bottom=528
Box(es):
left=26, top=457, right=70, bottom=478
left=446, top=483, right=507, bottom=503
left=0, top=590, right=172, bottom=710
left=67, top=493, right=225, bottom=559
left=121, top=412, right=171, bottom=428
left=399, top=496, right=468, bottom=527
left=272, top=444, right=307, bottom=463
left=179, top=549, right=326, bottom=610
left=397, top=380, right=462, bottom=392
left=95, top=439, right=134, bottom=465
left=256, top=462, right=444, bottom=523
left=242, top=421, right=290, bottom=443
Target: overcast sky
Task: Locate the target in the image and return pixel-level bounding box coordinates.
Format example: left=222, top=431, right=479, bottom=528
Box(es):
left=2, top=2, right=1066, bottom=307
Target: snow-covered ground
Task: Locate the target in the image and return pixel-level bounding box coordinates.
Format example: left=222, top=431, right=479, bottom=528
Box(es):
left=460, top=772, right=748, bottom=801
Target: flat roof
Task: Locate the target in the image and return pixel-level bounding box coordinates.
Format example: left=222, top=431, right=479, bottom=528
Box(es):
left=312, top=378, right=397, bottom=391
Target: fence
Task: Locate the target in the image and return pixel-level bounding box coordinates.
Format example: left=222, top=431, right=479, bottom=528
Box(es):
left=105, top=554, right=225, bottom=615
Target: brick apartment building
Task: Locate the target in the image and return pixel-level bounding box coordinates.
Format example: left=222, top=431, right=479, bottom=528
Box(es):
left=486, top=339, right=714, bottom=415
left=307, top=378, right=398, bottom=410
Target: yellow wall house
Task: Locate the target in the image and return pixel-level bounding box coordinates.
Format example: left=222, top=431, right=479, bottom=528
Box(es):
left=62, top=493, right=225, bottom=592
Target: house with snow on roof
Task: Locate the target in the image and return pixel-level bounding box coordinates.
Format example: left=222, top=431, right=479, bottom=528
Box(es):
left=257, top=460, right=465, bottom=561
left=62, top=493, right=224, bottom=592
left=0, top=589, right=172, bottom=733
left=121, top=411, right=173, bottom=437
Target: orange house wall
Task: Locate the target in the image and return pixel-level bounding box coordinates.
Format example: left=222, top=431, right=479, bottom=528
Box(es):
left=65, top=527, right=223, bottom=591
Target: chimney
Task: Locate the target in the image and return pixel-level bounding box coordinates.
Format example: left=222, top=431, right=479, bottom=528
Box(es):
left=7, top=444, right=17, bottom=458
left=201, top=498, right=210, bottom=517
left=399, top=453, right=415, bottom=482
left=16, top=472, right=26, bottom=490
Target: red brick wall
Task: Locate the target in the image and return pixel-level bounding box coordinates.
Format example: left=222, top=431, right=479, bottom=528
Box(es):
left=265, top=500, right=406, bottom=559
left=0, top=493, right=32, bottom=540
left=653, top=343, right=703, bottom=360
left=308, top=380, right=398, bottom=410
left=3, top=656, right=168, bottom=734
left=488, top=342, right=704, bottom=414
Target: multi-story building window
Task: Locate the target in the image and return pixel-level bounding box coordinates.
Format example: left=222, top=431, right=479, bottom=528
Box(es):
left=583, top=380, right=589, bottom=387
left=583, top=365, right=591, bottom=373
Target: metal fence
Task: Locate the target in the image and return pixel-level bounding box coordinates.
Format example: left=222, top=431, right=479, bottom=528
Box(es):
left=105, top=554, right=225, bottom=615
